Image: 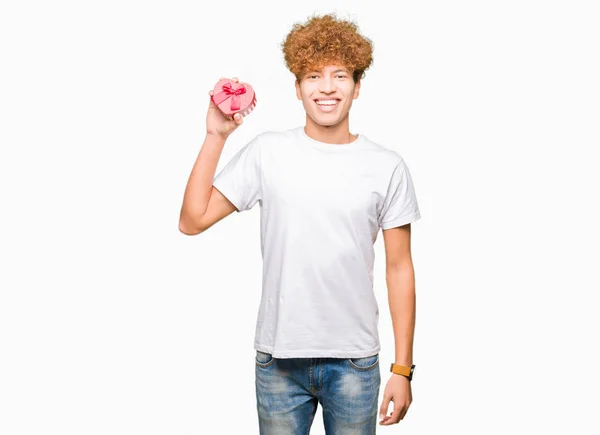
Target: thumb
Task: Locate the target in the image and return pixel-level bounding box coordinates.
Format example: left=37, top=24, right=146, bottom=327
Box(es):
left=208, top=90, right=218, bottom=109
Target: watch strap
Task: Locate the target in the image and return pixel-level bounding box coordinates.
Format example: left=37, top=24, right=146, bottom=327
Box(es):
left=390, top=363, right=415, bottom=380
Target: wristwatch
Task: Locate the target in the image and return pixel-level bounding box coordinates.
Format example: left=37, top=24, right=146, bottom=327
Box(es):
left=390, top=363, right=415, bottom=381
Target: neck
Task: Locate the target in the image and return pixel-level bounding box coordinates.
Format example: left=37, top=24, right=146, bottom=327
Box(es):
left=304, top=116, right=357, bottom=145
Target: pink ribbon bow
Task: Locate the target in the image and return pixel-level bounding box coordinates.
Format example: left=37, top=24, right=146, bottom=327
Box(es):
left=212, top=82, right=247, bottom=111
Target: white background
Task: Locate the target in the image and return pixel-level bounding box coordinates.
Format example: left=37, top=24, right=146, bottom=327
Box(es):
left=1, top=0, right=599, bottom=434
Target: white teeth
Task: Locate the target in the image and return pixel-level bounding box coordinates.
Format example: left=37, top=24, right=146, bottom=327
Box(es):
left=316, top=100, right=338, bottom=105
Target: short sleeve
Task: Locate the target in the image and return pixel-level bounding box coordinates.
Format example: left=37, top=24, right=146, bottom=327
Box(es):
left=212, top=135, right=262, bottom=212
left=378, top=160, right=421, bottom=229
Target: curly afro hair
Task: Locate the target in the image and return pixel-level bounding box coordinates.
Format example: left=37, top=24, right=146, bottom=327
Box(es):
left=281, top=13, right=374, bottom=83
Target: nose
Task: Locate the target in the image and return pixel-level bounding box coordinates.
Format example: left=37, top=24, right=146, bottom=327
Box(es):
left=319, top=76, right=336, bottom=94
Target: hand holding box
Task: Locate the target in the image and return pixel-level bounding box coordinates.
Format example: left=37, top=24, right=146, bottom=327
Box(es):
left=211, top=78, right=257, bottom=121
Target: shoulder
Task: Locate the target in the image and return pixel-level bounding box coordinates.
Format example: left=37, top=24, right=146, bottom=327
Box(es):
left=361, top=134, right=406, bottom=168
left=255, top=127, right=297, bottom=143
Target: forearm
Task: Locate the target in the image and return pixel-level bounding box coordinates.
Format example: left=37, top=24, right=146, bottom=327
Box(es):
left=386, top=266, right=416, bottom=366
left=179, top=133, right=227, bottom=227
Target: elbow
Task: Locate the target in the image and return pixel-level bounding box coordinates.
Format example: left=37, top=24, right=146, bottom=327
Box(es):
left=178, top=224, right=201, bottom=236
left=385, top=264, right=415, bottom=279
left=178, top=213, right=204, bottom=236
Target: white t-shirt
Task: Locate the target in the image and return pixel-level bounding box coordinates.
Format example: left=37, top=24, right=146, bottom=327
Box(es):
left=212, top=126, right=421, bottom=358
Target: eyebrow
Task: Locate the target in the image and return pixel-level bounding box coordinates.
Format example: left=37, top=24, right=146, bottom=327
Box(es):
left=307, top=68, right=349, bottom=74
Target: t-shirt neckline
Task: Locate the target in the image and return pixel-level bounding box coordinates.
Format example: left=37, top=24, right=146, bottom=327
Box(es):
left=298, top=126, right=365, bottom=150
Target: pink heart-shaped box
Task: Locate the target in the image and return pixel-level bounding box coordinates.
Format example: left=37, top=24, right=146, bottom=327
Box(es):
left=211, top=78, right=257, bottom=120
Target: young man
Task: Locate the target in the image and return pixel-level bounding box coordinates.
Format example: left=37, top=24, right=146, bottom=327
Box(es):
left=179, top=13, right=421, bottom=435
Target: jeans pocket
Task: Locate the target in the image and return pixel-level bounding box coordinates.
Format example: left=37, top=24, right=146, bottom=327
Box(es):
left=255, top=350, right=275, bottom=367
left=348, top=353, right=379, bottom=371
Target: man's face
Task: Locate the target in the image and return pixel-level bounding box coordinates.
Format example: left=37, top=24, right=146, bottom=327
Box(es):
left=295, top=65, right=360, bottom=127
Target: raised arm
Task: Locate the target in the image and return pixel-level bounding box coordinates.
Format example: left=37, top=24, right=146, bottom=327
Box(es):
left=178, top=78, right=244, bottom=235
left=178, top=134, right=239, bottom=235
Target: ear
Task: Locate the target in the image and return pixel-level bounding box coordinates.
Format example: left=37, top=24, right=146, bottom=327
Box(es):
left=353, top=79, right=361, bottom=99
left=295, top=79, right=302, bottom=100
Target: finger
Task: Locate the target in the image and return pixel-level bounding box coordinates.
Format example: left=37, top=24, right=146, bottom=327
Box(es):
left=389, top=402, right=403, bottom=423
left=380, top=402, right=403, bottom=425
left=398, top=400, right=411, bottom=420
left=232, top=76, right=239, bottom=82
left=379, top=397, right=391, bottom=423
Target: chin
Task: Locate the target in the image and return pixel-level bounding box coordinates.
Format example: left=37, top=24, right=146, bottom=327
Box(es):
left=310, top=118, right=338, bottom=127
left=310, top=112, right=343, bottom=125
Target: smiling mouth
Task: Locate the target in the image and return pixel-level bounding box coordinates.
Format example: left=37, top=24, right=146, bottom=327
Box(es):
left=314, top=99, right=340, bottom=106
left=314, top=99, right=340, bottom=112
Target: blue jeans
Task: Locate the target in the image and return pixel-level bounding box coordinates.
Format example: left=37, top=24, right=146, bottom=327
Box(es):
left=255, top=350, right=381, bottom=434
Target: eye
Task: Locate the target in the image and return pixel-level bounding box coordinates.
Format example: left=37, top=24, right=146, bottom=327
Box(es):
left=336, top=74, right=346, bottom=79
